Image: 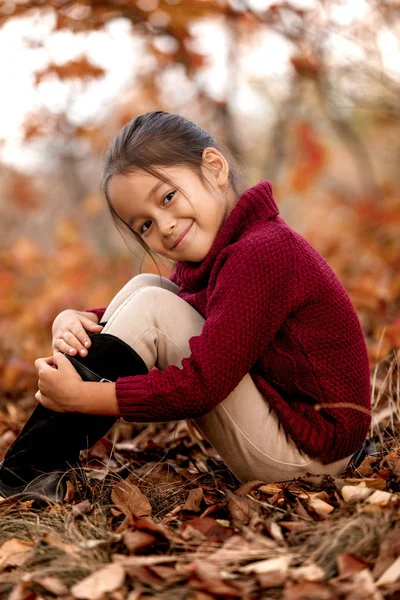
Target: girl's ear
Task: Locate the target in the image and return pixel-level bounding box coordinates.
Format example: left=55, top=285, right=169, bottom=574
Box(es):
left=201, top=147, right=230, bottom=187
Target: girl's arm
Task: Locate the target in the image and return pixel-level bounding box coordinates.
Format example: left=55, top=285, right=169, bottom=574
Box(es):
left=81, top=381, right=119, bottom=415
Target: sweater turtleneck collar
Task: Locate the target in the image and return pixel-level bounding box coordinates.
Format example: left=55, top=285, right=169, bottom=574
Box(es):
left=172, top=179, right=279, bottom=292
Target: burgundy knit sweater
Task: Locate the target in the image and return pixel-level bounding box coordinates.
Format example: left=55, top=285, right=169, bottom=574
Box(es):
left=87, top=180, right=371, bottom=464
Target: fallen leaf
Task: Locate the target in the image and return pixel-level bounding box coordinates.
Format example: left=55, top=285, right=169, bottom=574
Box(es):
left=371, top=526, right=400, bottom=581
left=376, top=555, right=400, bottom=587
left=341, top=484, right=374, bottom=503
left=366, top=490, right=398, bottom=507
left=240, top=554, right=292, bottom=574
left=350, top=568, right=384, bottom=598
left=267, top=520, right=285, bottom=543
left=189, top=577, right=249, bottom=596
left=42, top=532, right=80, bottom=556
left=336, top=552, right=372, bottom=577
left=8, top=581, right=31, bottom=600
left=308, top=497, right=334, bottom=517
left=0, top=538, right=34, bottom=567
left=343, top=478, right=386, bottom=490
left=127, top=462, right=183, bottom=490
left=151, top=564, right=187, bottom=586
left=257, top=569, right=287, bottom=589
left=123, top=564, right=167, bottom=591
left=179, top=517, right=233, bottom=543
left=226, top=489, right=256, bottom=527
left=71, top=499, right=92, bottom=517
left=289, top=563, right=325, bottom=582
left=34, top=575, right=69, bottom=595
left=258, top=483, right=284, bottom=495
left=111, top=480, right=152, bottom=518
left=71, top=563, right=125, bottom=600
left=123, top=530, right=158, bottom=554
left=63, top=479, right=76, bottom=503
left=236, top=480, right=266, bottom=495
left=284, top=580, right=336, bottom=599
left=356, top=458, right=374, bottom=477
left=182, top=488, right=203, bottom=512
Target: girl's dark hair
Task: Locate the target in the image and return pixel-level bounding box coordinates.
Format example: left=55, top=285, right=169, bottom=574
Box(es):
left=100, top=111, right=243, bottom=270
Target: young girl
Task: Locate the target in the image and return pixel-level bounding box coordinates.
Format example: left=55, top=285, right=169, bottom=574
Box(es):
left=0, top=111, right=373, bottom=503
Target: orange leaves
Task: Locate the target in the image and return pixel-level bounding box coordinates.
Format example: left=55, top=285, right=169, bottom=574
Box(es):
left=346, top=276, right=389, bottom=317
left=70, top=563, right=125, bottom=600
left=0, top=538, right=34, bottom=568
left=382, top=319, right=400, bottom=348
left=1, top=418, right=400, bottom=598
left=0, top=229, right=144, bottom=403
left=80, top=193, right=104, bottom=217
left=7, top=175, right=40, bottom=211
left=111, top=477, right=152, bottom=519
left=291, top=52, right=323, bottom=79
left=75, top=127, right=109, bottom=154
left=22, top=111, right=59, bottom=141
left=179, top=516, right=234, bottom=543
left=289, top=121, right=327, bottom=193
left=336, top=552, right=372, bottom=578
left=181, top=487, right=204, bottom=512
left=0, top=269, right=17, bottom=315
left=35, top=58, right=105, bottom=84
left=0, top=355, right=36, bottom=394
left=54, top=219, right=81, bottom=248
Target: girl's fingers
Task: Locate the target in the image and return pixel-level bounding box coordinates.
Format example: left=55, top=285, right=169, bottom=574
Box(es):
left=78, top=319, right=104, bottom=348
left=34, top=356, right=54, bottom=370
left=53, top=318, right=103, bottom=357
left=62, top=329, right=90, bottom=356
left=68, top=329, right=89, bottom=351
left=54, top=336, right=84, bottom=356
left=81, top=317, right=104, bottom=333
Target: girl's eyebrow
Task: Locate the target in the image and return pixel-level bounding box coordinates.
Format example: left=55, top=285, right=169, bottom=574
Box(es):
left=128, top=180, right=164, bottom=227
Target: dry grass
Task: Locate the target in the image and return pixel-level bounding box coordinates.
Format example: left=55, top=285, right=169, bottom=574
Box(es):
left=0, top=351, right=399, bottom=598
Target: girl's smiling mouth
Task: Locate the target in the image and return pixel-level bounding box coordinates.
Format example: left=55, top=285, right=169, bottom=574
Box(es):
left=172, top=222, right=193, bottom=249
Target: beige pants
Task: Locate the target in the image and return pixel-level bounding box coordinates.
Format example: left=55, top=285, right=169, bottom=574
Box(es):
left=100, top=274, right=353, bottom=484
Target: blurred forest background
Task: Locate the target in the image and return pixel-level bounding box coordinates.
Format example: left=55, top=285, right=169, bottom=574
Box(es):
left=0, top=0, right=399, bottom=449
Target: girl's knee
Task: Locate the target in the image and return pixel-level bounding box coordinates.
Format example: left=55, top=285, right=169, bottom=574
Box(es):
left=129, top=284, right=174, bottom=308
left=108, top=285, right=176, bottom=323
left=129, top=273, right=163, bottom=287
left=129, top=273, right=178, bottom=294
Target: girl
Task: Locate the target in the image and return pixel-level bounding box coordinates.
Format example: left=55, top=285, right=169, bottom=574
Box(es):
left=0, top=111, right=373, bottom=504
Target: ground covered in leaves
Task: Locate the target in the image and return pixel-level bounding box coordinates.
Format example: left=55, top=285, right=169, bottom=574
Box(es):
left=0, top=230, right=399, bottom=598
left=0, top=415, right=400, bottom=599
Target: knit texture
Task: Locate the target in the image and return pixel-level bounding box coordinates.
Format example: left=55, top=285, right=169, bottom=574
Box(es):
left=86, top=180, right=371, bottom=464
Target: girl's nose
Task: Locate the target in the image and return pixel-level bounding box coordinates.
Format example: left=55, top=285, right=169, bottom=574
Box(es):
left=160, top=221, right=177, bottom=238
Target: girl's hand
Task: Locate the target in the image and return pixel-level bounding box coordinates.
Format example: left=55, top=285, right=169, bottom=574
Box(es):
left=52, top=309, right=103, bottom=358
left=34, top=353, right=84, bottom=413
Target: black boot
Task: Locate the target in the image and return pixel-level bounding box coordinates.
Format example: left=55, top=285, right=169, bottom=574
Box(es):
left=0, top=333, right=148, bottom=504
left=347, top=438, right=379, bottom=470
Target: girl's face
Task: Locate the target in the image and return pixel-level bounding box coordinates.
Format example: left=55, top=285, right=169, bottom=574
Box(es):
left=108, top=152, right=237, bottom=262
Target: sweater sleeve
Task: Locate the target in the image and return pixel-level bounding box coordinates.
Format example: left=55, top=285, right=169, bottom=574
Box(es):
left=115, top=230, right=298, bottom=422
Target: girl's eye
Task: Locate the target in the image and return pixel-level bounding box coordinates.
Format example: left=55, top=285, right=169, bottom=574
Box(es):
left=162, top=191, right=175, bottom=206
left=138, top=191, right=175, bottom=235
left=139, top=221, right=151, bottom=235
